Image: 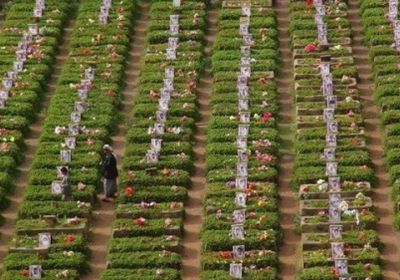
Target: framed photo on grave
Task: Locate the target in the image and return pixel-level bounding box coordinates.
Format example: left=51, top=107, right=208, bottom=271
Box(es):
left=151, top=138, right=162, bottom=152
left=328, top=176, right=341, bottom=192
left=238, top=124, right=249, bottom=138
left=326, top=161, right=338, bottom=177
left=75, top=101, right=87, bottom=113
left=172, top=0, right=181, bottom=7
left=159, top=99, right=169, bottom=111
left=236, top=162, right=248, bottom=177
left=323, top=108, right=335, bottom=122
left=229, top=263, right=243, bottom=279
left=233, top=209, right=246, bottom=223
left=232, top=245, right=245, bottom=259
left=71, top=111, right=81, bottom=123
left=85, top=67, right=95, bottom=81
left=0, top=98, right=5, bottom=109
left=231, top=224, right=245, bottom=239
left=235, top=176, right=247, bottom=190
left=240, top=66, right=251, bottom=77
left=240, top=46, right=251, bottom=57
left=14, top=61, right=24, bottom=72
left=78, top=89, right=88, bottom=100
left=165, top=66, right=175, bottom=79
left=329, top=193, right=341, bottom=208
left=324, top=147, right=336, bottom=161
left=237, top=149, right=248, bottom=163
left=241, top=57, right=251, bottom=66
left=235, top=192, right=247, bottom=207
left=242, top=5, right=251, bottom=17
left=326, top=133, right=337, bottom=147
left=146, top=150, right=159, bottom=163
left=65, top=137, right=76, bottom=150
left=156, top=110, right=167, bottom=123
left=237, top=137, right=247, bottom=149
left=0, top=90, right=8, bottom=100
left=154, top=122, right=165, bottom=135
left=170, top=15, right=179, bottom=25
left=327, top=120, right=338, bottom=134
left=28, top=24, right=39, bottom=36
left=33, top=8, right=43, bottom=18
left=239, top=24, right=249, bottom=36
left=29, top=265, right=42, bottom=279
left=331, top=242, right=345, bottom=259
left=329, top=224, right=343, bottom=240
left=329, top=205, right=341, bottom=222
left=169, top=24, right=179, bottom=35
left=168, top=37, right=179, bottom=49
left=335, top=258, right=348, bottom=276
left=60, top=150, right=72, bottom=163
left=243, top=34, right=253, bottom=45
left=238, top=86, right=249, bottom=99
left=239, top=112, right=250, bottom=123
left=238, top=98, right=249, bottom=111
left=2, top=78, right=12, bottom=91
left=38, top=232, right=51, bottom=248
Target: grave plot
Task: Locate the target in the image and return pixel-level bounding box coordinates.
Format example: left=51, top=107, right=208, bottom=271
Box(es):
left=289, top=0, right=383, bottom=279
left=200, top=1, right=282, bottom=279
left=1, top=0, right=137, bottom=279
left=100, top=1, right=207, bottom=279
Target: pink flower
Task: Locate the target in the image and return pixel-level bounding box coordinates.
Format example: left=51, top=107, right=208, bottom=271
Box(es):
left=305, top=43, right=316, bottom=52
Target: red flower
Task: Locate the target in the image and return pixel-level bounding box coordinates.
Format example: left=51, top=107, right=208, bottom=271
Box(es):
left=124, top=186, right=134, bottom=197
left=64, top=235, right=75, bottom=243
left=135, top=217, right=146, bottom=226
left=187, top=81, right=196, bottom=90
left=259, top=77, right=268, bottom=84
left=20, top=269, right=29, bottom=276
left=305, top=43, right=316, bottom=52
left=219, top=251, right=232, bottom=259
left=262, top=112, right=272, bottom=122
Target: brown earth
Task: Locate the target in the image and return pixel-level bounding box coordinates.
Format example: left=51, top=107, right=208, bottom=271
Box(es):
left=275, top=1, right=300, bottom=279
left=180, top=6, right=219, bottom=280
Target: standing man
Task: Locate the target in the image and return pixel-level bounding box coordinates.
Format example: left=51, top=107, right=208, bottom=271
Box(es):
left=101, top=144, right=118, bottom=202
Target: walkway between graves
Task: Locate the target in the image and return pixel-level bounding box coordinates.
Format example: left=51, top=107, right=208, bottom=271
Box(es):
left=79, top=3, right=150, bottom=280
left=0, top=19, right=76, bottom=265
left=275, top=1, right=299, bottom=279
left=348, top=1, right=400, bottom=279
left=180, top=6, right=219, bottom=280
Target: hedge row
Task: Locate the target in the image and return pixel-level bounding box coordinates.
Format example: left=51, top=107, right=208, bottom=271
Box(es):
left=200, top=3, right=281, bottom=279
left=289, top=1, right=382, bottom=279
left=357, top=0, right=400, bottom=231
left=2, top=0, right=137, bottom=278
left=100, top=1, right=207, bottom=279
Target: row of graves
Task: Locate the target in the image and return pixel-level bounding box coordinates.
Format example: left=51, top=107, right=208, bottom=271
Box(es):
left=0, top=0, right=74, bottom=223
left=2, top=0, right=137, bottom=279
left=100, top=1, right=207, bottom=279
left=358, top=0, right=400, bottom=232
left=201, top=1, right=281, bottom=279
left=290, top=0, right=382, bottom=279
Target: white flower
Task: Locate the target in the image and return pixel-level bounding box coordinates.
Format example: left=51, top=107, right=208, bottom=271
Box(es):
left=318, top=182, right=328, bottom=192
left=339, top=200, right=349, bottom=212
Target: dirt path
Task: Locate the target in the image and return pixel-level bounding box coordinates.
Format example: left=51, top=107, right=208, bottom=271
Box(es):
left=275, top=1, right=299, bottom=279
left=80, top=3, right=149, bottom=280
left=180, top=7, right=219, bottom=280
left=347, top=1, right=400, bottom=279
left=0, top=19, right=76, bottom=265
